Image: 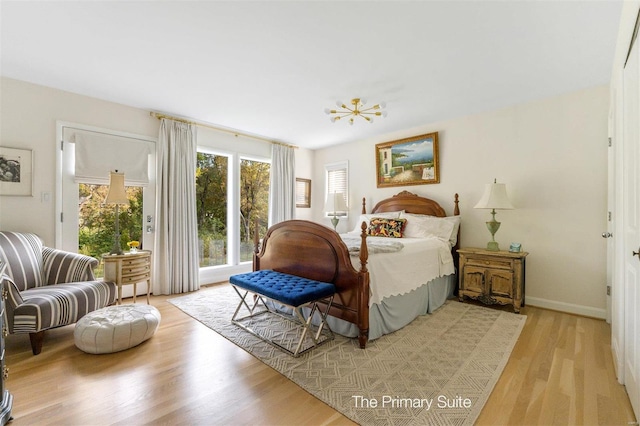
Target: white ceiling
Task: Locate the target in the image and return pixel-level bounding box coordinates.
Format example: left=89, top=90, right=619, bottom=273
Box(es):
left=1, top=1, right=622, bottom=150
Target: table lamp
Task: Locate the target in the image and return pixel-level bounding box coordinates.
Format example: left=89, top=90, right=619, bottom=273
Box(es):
left=105, top=170, right=129, bottom=255
left=325, top=192, right=348, bottom=231
left=474, top=179, right=514, bottom=251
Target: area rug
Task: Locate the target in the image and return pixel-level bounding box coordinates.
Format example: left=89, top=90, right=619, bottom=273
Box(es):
left=169, top=284, right=526, bottom=426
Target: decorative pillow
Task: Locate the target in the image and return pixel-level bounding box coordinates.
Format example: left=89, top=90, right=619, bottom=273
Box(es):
left=366, top=217, right=407, bottom=238
left=400, top=213, right=460, bottom=246
left=349, top=211, right=404, bottom=234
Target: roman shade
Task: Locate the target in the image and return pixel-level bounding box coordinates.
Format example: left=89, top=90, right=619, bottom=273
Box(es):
left=63, top=128, right=153, bottom=186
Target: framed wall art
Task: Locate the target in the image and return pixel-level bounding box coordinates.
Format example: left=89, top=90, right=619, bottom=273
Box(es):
left=375, top=132, right=439, bottom=188
left=295, top=178, right=311, bottom=208
left=0, top=146, right=33, bottom=196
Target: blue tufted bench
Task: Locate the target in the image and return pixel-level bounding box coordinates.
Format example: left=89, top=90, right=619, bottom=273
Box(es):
left=229, top=269, right=336, bottom=357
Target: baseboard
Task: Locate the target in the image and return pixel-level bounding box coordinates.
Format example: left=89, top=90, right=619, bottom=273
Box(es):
left=525, top=296, right=607, bottom=319
left=199, top=264, right=252, bottom=286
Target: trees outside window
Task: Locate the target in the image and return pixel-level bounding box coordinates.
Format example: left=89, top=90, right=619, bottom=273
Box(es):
left=78, top=183, right=143, bottom=277
left=196, top=152, right=228, bottom=267
left=240, top=159, right=270, bottom=262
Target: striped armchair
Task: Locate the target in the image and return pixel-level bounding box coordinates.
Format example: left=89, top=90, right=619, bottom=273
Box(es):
left=0, top=232, right=117, bottom=355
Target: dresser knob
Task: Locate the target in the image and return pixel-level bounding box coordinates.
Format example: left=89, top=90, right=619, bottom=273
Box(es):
left=3, top=366, right=9, bottom=380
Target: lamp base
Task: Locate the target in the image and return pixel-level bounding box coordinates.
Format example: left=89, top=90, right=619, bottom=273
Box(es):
left=485, top=211, right=501, bottom=252
left=110, top=232, right=123, bottom=255
left=109, top=204, right=124, bottom=255
left=331, top=216, right=339, bottom=231
left=486, top=241, right=500, bottom=251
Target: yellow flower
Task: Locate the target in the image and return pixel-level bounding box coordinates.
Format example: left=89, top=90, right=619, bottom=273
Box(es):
left=127, top=241, right=140, bottom=248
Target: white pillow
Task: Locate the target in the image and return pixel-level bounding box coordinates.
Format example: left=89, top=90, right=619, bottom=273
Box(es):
left=400, top=212, right=460, bottom=246
left=348, top=211, right=404, bottom=234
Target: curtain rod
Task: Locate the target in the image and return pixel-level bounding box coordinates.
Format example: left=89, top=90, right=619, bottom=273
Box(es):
left=149, top=112, right=297, bottom=149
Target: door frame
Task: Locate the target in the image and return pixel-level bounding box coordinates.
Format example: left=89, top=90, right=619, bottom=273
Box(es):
left=55, top=121, right=157, bottom=254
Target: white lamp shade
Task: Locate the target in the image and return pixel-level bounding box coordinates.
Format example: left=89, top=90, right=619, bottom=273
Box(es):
left=105, top=171, right=130, bottom=205
left=325, top=192, right=348, bottom=214
left=474, top=182, right=514, bottom=210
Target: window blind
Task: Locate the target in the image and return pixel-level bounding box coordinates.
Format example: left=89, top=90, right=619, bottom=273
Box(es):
left=325, top=161, right=348, bottom=216
left=63, top=128, right=153, bottom=186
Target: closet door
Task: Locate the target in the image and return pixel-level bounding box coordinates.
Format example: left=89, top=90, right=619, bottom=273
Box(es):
left=622, top=22, right=640, bottom=417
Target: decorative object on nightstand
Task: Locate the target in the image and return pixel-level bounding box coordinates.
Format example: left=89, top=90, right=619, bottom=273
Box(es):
left=127, top=240, right=140, bottom=254
left=325, top=191, right=348, bottom=231
left=457, top=247, right=528, bottom=313
left=474, top=179, right=514, bottom=251
left=105, top=170, right=129, bottom=255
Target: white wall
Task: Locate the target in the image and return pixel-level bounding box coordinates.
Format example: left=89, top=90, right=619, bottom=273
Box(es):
left=294, top=147, right=314, bottom=221
left=312, top=85, right=610, bottom=318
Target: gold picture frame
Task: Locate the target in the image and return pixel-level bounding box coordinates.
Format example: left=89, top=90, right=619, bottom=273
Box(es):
left=375, top=132, right=439, bottom=188
left=296, top=178, right=311, bottom=208
left=0, top=146, right=33, bottom=196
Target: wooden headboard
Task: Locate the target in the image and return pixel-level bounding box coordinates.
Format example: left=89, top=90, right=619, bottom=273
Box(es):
left=363, top=189, right=459, bottom=217
left=363, top=190, right=461, bottom=267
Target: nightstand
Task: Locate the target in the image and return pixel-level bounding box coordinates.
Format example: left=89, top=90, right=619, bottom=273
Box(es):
left=103, top=250, right=152, bottom=305
left=457, top=248, right=528, bottom=313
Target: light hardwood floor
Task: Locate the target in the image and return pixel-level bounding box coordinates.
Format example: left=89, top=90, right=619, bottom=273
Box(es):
left=4, top=285, right=637, bottom=425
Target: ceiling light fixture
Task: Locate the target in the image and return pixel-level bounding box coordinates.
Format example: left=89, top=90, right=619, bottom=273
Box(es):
left=324, top=98, right=387, bottom=125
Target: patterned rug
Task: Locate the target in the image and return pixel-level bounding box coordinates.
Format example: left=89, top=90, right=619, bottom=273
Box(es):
left=169, top=284, right=526, bottom=426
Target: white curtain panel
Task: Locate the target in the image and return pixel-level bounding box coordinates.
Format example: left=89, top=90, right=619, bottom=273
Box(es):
left=154, top=119, right=200, bottom=294
left=268, top=144, right=296, bottom=227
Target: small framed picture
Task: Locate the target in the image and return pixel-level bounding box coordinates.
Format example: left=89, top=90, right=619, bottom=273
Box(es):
left=296, top=178, right=311, bottom=208
left=0, top=146, right=33, bottom=196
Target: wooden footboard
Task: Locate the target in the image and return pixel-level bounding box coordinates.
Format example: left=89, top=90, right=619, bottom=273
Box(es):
left=253, top=220, right=371, bottom=348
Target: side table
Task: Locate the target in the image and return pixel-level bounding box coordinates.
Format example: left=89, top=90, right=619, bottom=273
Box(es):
left=103, top=250, right=152, bottom=305
left=457, top=247, right=528, bottom=313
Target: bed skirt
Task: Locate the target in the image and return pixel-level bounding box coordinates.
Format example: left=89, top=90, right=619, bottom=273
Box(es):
left=265, top=274, right=456, bottom=342
left=328, top=274, right=456, bottom=341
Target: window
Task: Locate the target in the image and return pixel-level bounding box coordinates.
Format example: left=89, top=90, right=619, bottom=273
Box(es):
left=325, top=161, right=349, bottom=217
left=195, top=149, right=270, bottom=269
left=196, top=151, right=229, bottom=267
left=239, top=158, right=270, bottom=262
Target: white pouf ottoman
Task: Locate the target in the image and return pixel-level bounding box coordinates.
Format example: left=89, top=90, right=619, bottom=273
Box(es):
left=74, top=304, right=161, bottom=354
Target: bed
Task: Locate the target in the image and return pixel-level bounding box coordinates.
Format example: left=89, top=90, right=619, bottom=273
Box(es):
left=252, top=190, right=460, bottom=348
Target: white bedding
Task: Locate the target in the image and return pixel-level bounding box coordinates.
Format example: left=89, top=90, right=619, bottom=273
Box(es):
left=342, top=235, right=455, bottom=305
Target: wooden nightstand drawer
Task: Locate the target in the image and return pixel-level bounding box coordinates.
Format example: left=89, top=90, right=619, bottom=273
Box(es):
left=121, top=272, right=150, bottom=284
left=122, top=257, right=150, bottom=267
left=465, top=257, right=513, bottom=270
left=122, top=263, right=150, bottom=276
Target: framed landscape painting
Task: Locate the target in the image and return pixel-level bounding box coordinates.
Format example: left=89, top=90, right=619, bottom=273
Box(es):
left=0, top=146, right=33, bottom=196
left=375, top=132, right=439, bottom=188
